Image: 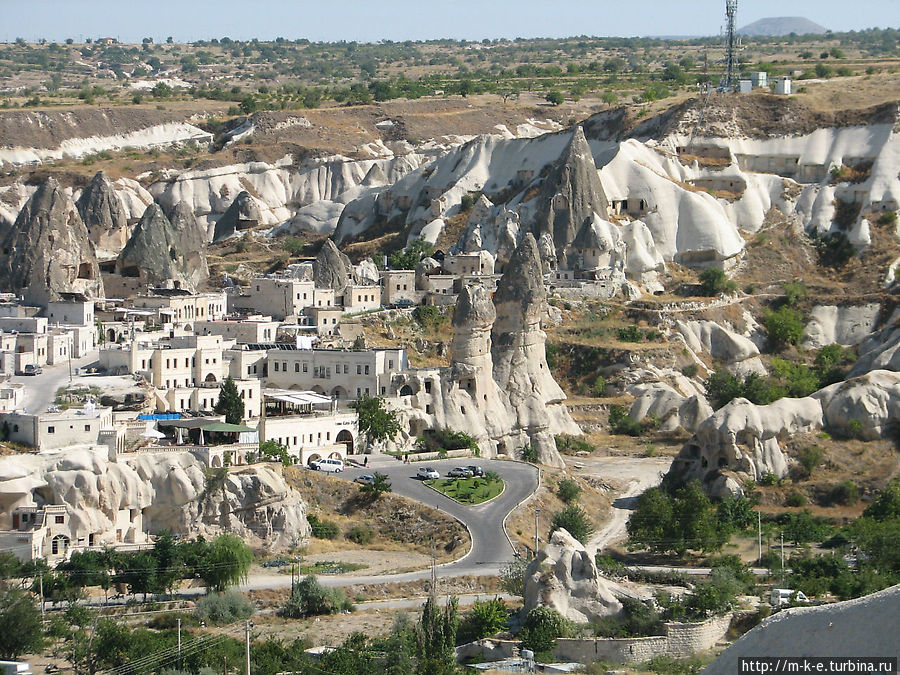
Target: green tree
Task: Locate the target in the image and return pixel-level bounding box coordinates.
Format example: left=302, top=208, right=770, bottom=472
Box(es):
left=351, top=394, right=400, bottom=447
left=200, top=534, right=253, bottom=593
left=549, top=504, right=594, bottom=544
left=698, top=268, right=737, bottom=296
left=259, top=439, right=293, bottom=465
left=519, top=606, right=570, bottom=656
left=214, top=376, right=244, bottom=424
left=545, top=90, right=564, bottom=105
left=416, top=595, right=458, bottom=675
left=762, top=306, right=806, bottom=351
left=556, top=478, right=582, bottom=504
left=498, top=558, right=528, bottom=597
left=0, top=587, right=44, bottom=658
left=359, top=471, right=392, bottom=499
left=388, top=239, right=433, bottom=270
left=457, top=597, right=508, bottom=644
left=864, top=477, right=900, bottom=521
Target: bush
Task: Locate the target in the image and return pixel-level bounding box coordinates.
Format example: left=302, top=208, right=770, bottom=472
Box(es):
left=798, top=446, right=825, bottom=476
left=307, top=514, right=340, bottom=540
left=412, top=305, right=441, bottom=330
left=682, top=363, right=699, bottom=378
left=498, top=558, right=528, bottom=597
left=829, top=481, right=859, bottom=506
left=590, top=374, right=607, bottom=397
left=698, top=268, right=738, bottom=296
left=550, top=504, right=594, bottom=544
left=556, top=478, right=582, bottom=504
left=608, top=404, right=643, bottom=436
left=280, top=575, right=351, bottom=618
left=282, top=237, right=305, bottom=255
left=554, top=434, right=594, bottom=455
left=759, top=472, right=779, bottom=486
left=762, top=305, right=806, bottom=351
left=782, top=282, right=808, bottom=306
left=457, top=597, right=508, bottom=644
left=617, top=325, right=644, bottom=342
left=545, top=90, right=564, bottom=105
left=877, top=211, right=897, bottom=226
left=593, top=597, right=664, bottom=638
left=193, top=591, right=254, bottom=625
left=345, top=525, right=375, bottom=545
left=785, top=491, right=807, bottom=507
left=519, top=606, right=570, bottom=655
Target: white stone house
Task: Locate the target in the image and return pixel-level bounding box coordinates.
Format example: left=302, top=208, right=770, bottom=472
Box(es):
left=380, top=270, right=419, bottom=306
left=1, top=404, right=114, bottom=451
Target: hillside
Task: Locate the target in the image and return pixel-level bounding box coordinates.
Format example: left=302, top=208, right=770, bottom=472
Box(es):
left=738, top=16, right=828, bottom=36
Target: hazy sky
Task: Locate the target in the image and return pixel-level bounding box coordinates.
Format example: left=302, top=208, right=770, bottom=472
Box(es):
left=1, top=0, right=897, bottom=43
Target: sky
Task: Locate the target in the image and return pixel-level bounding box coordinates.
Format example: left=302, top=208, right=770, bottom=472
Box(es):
left=1, top=0, right=897, bottom=44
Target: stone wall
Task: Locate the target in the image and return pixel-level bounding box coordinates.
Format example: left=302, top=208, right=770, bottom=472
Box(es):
left=456, top=614, right=732, bottom=667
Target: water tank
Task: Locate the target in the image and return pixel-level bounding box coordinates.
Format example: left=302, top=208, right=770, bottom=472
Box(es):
left=521, top=650, right=534, bottom=660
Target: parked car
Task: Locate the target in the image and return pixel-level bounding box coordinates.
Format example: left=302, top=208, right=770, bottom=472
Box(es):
left=447, top=467, right=473, bottom=478
left=417, top=467, right=440, bottom=480
left=311, top=458, right=344, bottom=473
left=770, top=588, right=810, bottom=608
left=466, top=465, right=485, bottom=477
left=354, top=474, right=376, bottom=485
left=23, top=364, right=42, bottom=375
left=393, top=298, right=415, bottom=308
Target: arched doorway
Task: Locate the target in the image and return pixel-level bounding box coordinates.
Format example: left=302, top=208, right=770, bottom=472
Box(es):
left=336, top=429, right=354, bottom=455
left=399, top=384, right=413, bottom=396
left=51, top=534, right=70, bottom=556
left=211, top=455, right=222, bottom=468
left=307, top=453, right=322, bottom=467
left=107, top=328, right=116, bottom=342
left=331, top=386, right=347, bottom=400
left=205, top=373, right=217, bottom=384
left=312, top=385, right=326, bottom=395
left=328, top=450, right=343, bottom=460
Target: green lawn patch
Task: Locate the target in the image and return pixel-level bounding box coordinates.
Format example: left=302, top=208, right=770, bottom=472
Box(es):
left=425, top=476, right=504, bottom=505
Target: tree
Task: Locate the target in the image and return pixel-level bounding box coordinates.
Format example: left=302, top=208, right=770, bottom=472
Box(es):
left=200, top=534, right=253, bottom=593
left=698, top=268, right=737, bottom=296
left=388, top=239, right=433, bottom=270
left=519, top=606, right=569, bottom=656
left=0, top=587, right=44, bottom=658
left=549, top=504, right=594, bottom=544
left=352, top=395, right=400, bottom=447
left=556, top=478, right=581, bottom=504
left=762, top=305, right=805, bottom=351
left=458, top=597, right=508, bottom=643
left=545, top=90, right=564, bottom=106
left=214, top=376, right=244, bottom=424
left=360, top=472, right=392, bottom=499
left=416, top=595, right=458, bottom=675
left=258, top=439, right=293, bottom=465
left=498, top=558, right=528, bottom=597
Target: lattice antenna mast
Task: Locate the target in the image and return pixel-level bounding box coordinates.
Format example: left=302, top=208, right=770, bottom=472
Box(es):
left=724, top=0, right=739, bottom=90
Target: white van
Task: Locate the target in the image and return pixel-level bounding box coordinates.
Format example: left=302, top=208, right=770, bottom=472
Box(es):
left=770, top=588, right=809, bottom=608
left=311, top=458, right=344, bottom=473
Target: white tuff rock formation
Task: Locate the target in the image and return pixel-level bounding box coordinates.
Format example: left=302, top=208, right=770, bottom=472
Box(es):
left=523, top=528, right=623, bottom=623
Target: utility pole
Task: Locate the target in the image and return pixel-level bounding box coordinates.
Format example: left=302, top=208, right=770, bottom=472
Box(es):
left=757, top=511, right=762, bottom=565
left=534, top=508, right=541, bottom=558
left=245, top=621, right=251, bottom=675
left=780, top=532, right=785, bottom=584
left=177, top=618, right=182, bottom=670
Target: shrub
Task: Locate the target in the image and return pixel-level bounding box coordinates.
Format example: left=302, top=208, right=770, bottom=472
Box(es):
left=556, top=478, right=582, bottom=504
left=307, top=514, right=340, bottom=540
left=681, top=363, right=699, bottom=378
left=698, top=268, right=738, bottom=296
left=829, top=481, right=859, bottom=506
left=590, top=374, right=607, bottom=397
left=608, top=404, right=643, bottom=436
left=617, top=325, right=644, bottom=342
left=785, top=491, right=807, bottom=507
left=545, top=344, right=558, bottom=369
left=194, top=591, right=254, bottom=625
left=457, top=597, right=508, bottom=643
left=345, top=525, right=375, bottom=545
left=280, top=575, right=351, bottom=618
left=813, top=231, right=857, bottom=267
left=521, top=444, right=538, bottom=463
left=554, top=434, right=594, bottom=455
left=759, top=472, right=779, bottom=486
left=498, top=558, right=528, bottom=597
left=877, top=211, right=897, bottom=226
left=413, top=305, right=442, bottom=329
left=545, top=90, right=564, bottom=105
left=282, top=237, right=305, bottom=255
left=798, top=446, right=825, bottom=476
left=550, top=504, right=594, bottom=544
left=782, top=282, right=808, bottom=306
left=519, top=606, right=570, bottom=655
left=762, top=305, right=806, bottom=351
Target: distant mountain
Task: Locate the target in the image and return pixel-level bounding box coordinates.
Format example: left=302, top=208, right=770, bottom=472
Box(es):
left=737, top=17, right=827, bottom=37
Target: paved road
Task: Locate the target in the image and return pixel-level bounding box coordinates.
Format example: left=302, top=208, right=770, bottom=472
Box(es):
left=239, top=456, right=539, bottom=591
left=9, top=350, right=101, bottom=413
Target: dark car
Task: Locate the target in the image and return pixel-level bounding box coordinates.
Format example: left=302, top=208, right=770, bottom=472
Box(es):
left=466, top=465, right=485, bottom=477
left=23, top=364, right=42, bottom=375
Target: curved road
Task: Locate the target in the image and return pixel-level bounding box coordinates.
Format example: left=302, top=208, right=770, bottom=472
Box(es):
left=240, top=456, right=539, bottom=590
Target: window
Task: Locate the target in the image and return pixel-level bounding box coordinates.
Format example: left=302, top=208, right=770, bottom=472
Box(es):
left=425, top=381, right=432, bottom=394
left=55, top=516, right=64, bottom=524
left=364, top=365, right=370, bottom=375
left=166, top=358, right=171, bottom=368
left=389, top=360, right=394, bottom=369
left=84, top=424, right=91, bottom=432
left=185, top=358, right=189, bottom=367
left=282, top=361, right=287, bottom=371
left=357, top=365, right=361, bottom=375
left=343, top=364, right=348, bottom=374
left=302, top=363, right=308, bottom=373
left=294, top=362, right=300, bottom=372
left=48, top=426, right=55, bottom=434
left=381, top=387, right=386, bottom=395
left=274, top=362, right=279, bottom=372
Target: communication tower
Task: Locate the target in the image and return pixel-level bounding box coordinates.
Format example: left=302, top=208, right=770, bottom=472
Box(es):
left=724, top=0, right=739, bottom=91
